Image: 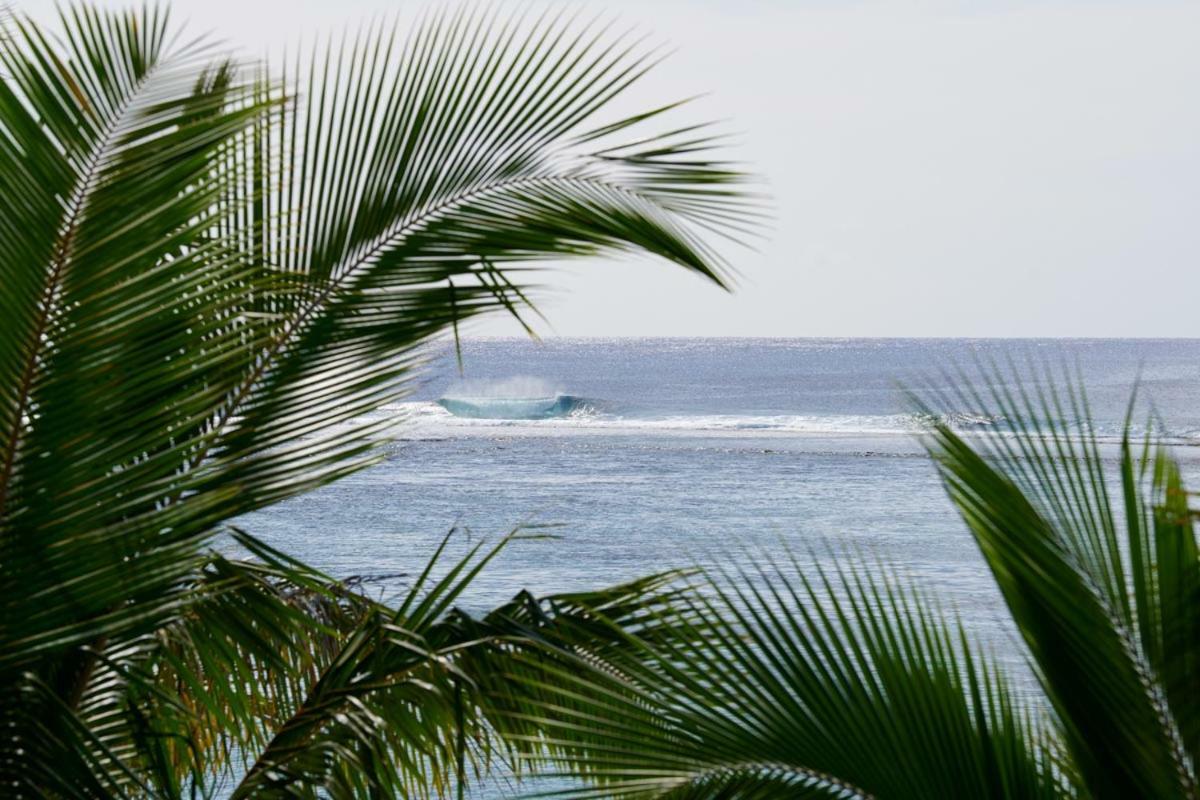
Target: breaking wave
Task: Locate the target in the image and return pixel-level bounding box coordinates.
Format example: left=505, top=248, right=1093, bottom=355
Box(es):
left=435, top=377, right=601, bottom=420
left=437, top=394, right=592, bottom=420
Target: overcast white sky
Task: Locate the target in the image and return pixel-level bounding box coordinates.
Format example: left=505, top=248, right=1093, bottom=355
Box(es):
left=22, top=0, right=1200, bottom=337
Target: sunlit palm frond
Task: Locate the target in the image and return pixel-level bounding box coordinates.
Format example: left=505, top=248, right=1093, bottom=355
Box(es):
left=189, top=5, right=761, bottom=527
left=529, top=368, right=1200, bottom=800
left=0, top=7, right=280, bottom=793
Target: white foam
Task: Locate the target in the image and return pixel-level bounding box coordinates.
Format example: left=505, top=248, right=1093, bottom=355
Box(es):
left=385, top=401, right=918, bottom=438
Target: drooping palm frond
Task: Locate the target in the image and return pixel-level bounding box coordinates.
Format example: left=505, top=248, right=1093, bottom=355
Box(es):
left=186, top=4, right=762, bottom=527
left=918, top=365, right=1200, bottom=798
left=0, top=6, right=279, bottom=793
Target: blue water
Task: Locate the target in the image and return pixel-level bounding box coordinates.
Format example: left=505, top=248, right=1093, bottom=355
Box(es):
left=239, top=337, right=1200, bottom=794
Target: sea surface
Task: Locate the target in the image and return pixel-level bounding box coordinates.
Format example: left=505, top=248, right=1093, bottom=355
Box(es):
left=238, top=337, right=1200, bottom=793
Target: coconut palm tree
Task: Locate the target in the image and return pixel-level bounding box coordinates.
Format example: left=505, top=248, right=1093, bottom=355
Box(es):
left=0, top=3, right=758, bottom=796
left=522, top=371, right=1200, bottom=799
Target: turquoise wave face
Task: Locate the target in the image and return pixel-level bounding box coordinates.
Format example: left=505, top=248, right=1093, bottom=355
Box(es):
left=437, top=394, right=587, bottom=420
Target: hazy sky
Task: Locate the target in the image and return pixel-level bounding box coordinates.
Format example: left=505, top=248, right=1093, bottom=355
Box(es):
left=21, top=0, right=1200, bottom=337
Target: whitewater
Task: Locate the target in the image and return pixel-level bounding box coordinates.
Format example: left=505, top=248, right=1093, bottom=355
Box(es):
left=394, top=399, right=1199, bottom=446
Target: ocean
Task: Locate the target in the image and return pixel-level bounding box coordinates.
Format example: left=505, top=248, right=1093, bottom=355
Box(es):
left=238, top=337, right=1200, bottom=791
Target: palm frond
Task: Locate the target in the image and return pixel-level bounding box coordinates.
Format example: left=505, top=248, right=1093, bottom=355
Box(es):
left=226, top=530, right=699, bottom=799
left=0, top=4, right=275, bottom=676
left=487, top=554, right=1062, bottom=800
left=0, top=3, right=759, bottom=795
left=917, top=364, right=1199, bottom=798
left=187, top=5, right=761, bottom=526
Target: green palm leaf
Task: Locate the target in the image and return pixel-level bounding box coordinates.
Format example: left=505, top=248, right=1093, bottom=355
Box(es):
left=222, top=530, right=700, bottom=799
left=190, top=5, right=759, bottom=526
left=1, top=3, right=757, bottom=795
left=500, top=554, right=1062, bottom=800
left=918, top=367, right=1199, bottom=798
left=0, top=4, right=275, bottom=669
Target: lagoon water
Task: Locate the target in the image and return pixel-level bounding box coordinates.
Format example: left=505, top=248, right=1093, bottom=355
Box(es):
left=240, top=337, right=1200, bottom=790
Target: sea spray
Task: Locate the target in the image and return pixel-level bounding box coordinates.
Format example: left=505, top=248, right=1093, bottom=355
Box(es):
left=441, top=376, right=563, bottom=401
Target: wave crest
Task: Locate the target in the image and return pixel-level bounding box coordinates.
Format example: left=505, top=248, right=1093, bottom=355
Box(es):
left=437, top=394, right=591, bottom=420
